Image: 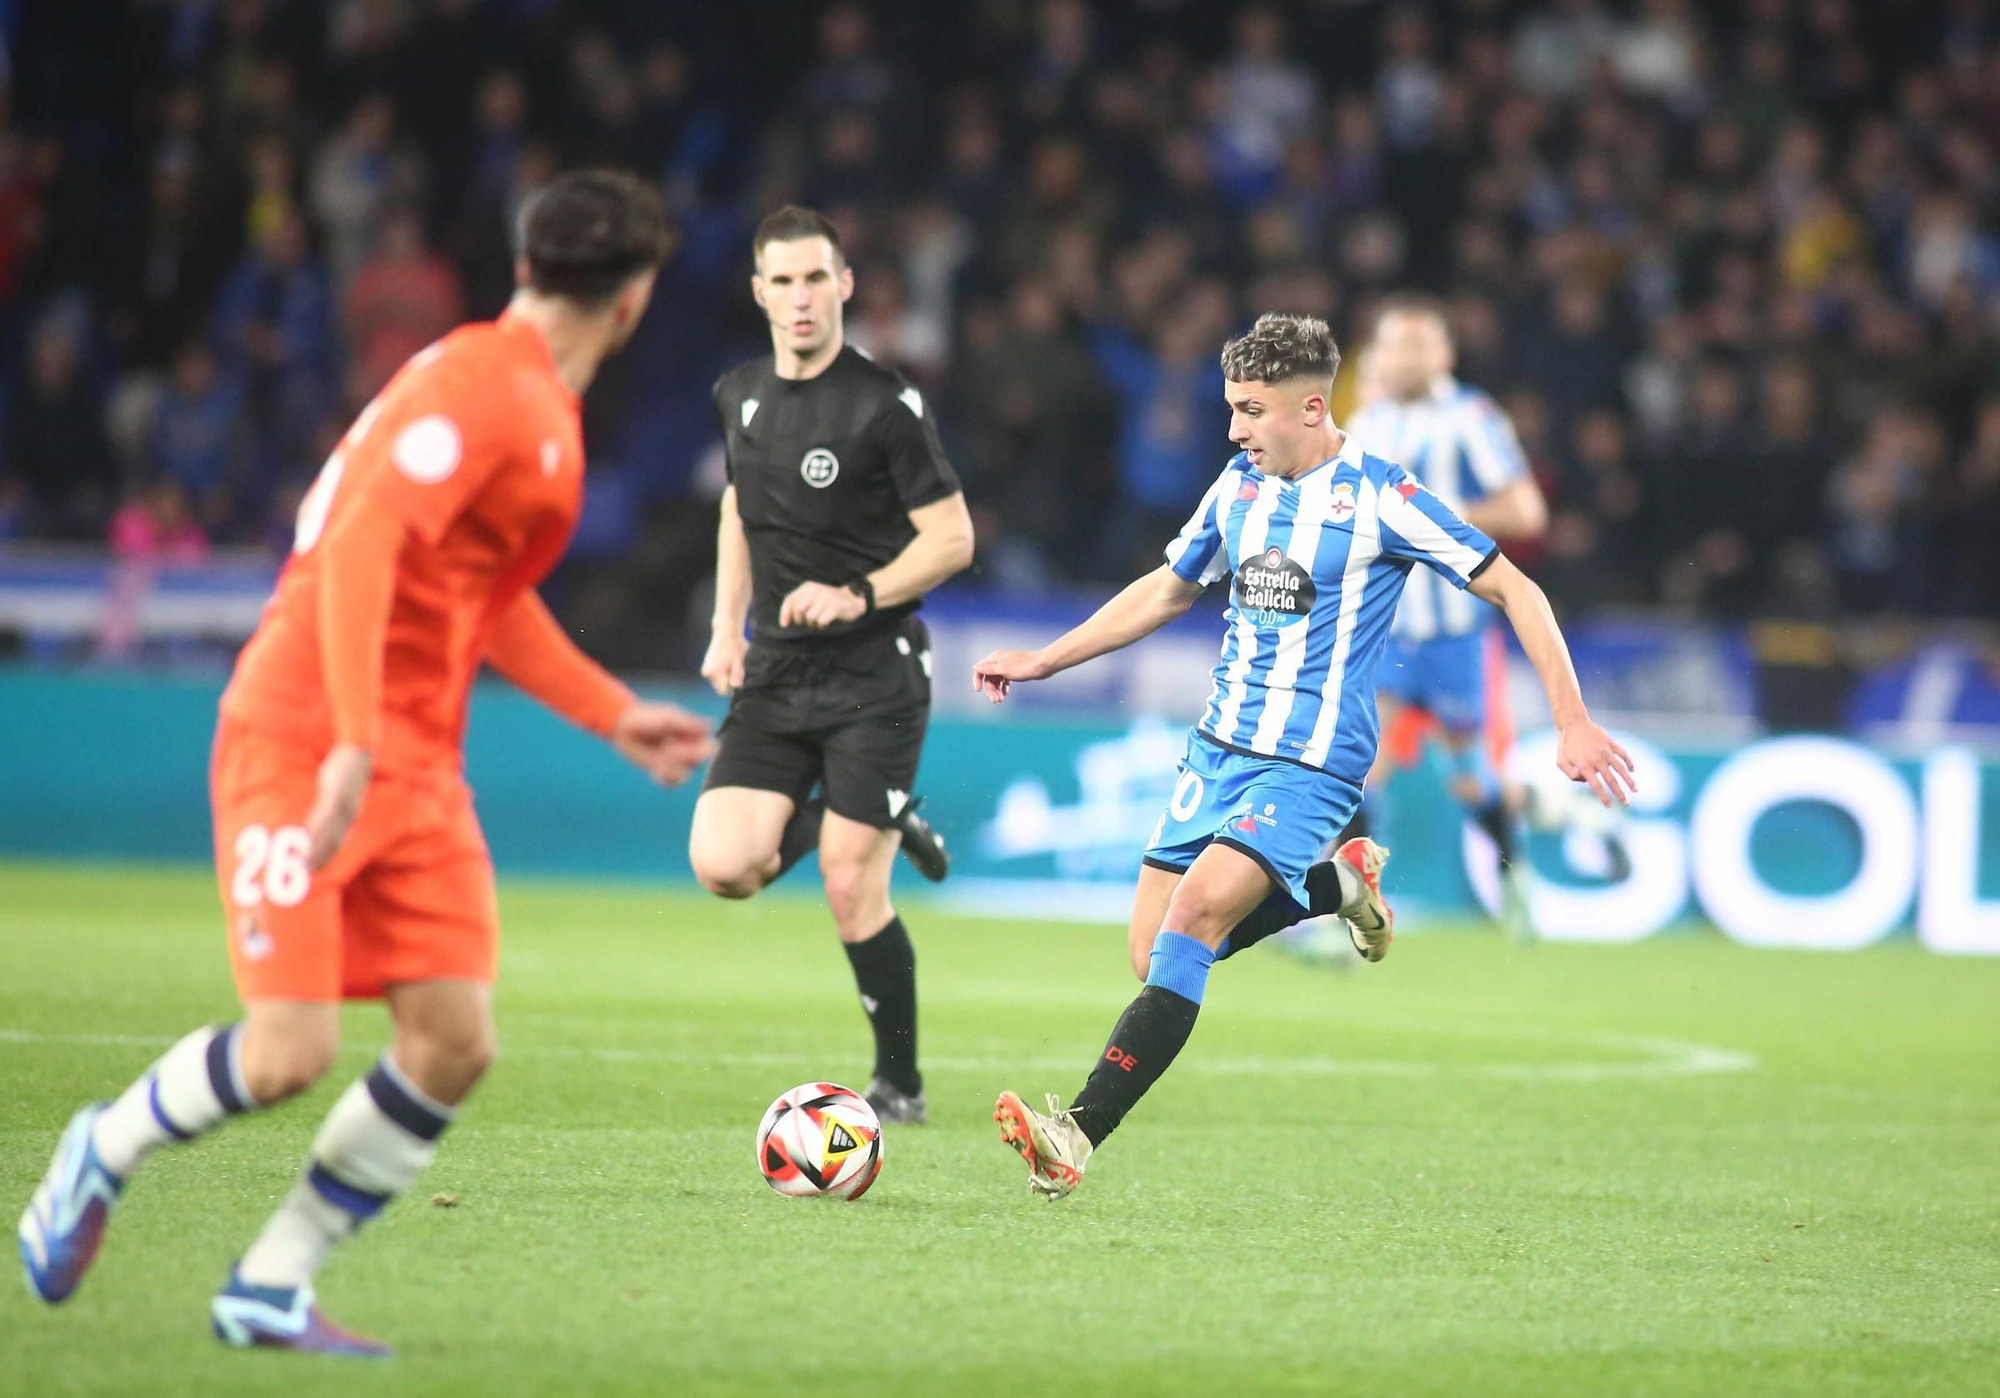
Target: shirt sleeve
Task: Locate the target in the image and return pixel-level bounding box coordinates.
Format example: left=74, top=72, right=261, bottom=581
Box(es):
left=1376, top=462, right=1498, bottom=589
left=484, top=590, right=636, bottom=737
left=712, top=374, right=736, bottom=485
left=1164, top=465, right=1237, bottom=586
left=348, top=362, right=517, bottom=547
left=1459, top=393, right=1529, bottom=494
left=873, top=382, right=961, bottom=510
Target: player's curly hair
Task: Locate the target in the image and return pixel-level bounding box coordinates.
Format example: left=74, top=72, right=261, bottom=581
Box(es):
left=518, top=169, right=673, bottom=307
left=1219, top=313, right=1342, bottom=387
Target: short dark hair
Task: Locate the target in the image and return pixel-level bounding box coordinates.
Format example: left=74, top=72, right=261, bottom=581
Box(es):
left=1375, top=291, right=1452, bottom=331
left=518, top=169, right=672, bottom=307
left=753, top=204, right=845, bottom=265
left=1220, top=312, right=1341, bottom=387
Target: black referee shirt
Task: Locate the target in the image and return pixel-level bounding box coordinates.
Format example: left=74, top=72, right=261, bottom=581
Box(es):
left=713, top=346, right=961, bottom=644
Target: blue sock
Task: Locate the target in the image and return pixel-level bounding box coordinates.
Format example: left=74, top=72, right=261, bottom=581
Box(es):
left=1071, top=930, right=1213, bottom=1146
left=1144, top=930, right=1216, bottom=1005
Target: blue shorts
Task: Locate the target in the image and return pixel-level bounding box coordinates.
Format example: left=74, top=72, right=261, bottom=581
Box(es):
left=1141, top=730, right=1363, bottom=910
left=1378, top=628, right=1490, bottom=733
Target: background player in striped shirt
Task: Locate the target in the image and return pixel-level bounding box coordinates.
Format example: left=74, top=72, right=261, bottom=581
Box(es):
left=971, top=313, right=1633, bottom=1198
left=17, top=172, right=712, bottom=1353
left=1348, top=296, right=1626, bottom=938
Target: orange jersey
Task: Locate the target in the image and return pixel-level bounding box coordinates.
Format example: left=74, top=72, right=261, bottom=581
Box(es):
left=222, top=313, right=599, bottom=772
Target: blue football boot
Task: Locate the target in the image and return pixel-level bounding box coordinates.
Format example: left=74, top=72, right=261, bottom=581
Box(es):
left=211, top=1265, right=391, bottom=1357
left=19, top=1103, right=123, bottom=1304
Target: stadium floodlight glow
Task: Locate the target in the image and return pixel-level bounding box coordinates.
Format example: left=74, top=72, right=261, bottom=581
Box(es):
left=1689, top=736, right=1918, bottom=950
left=1918, top=747, right=2000, bottom=955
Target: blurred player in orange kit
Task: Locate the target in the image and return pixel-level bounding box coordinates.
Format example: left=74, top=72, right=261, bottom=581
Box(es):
left=17, top=170, right=712, bottom=1356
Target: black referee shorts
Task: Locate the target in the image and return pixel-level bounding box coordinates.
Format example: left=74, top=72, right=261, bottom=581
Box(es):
left=701, top=616, right=932, bottom=830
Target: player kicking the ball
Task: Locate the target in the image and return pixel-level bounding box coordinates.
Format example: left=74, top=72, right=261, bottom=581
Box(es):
left=18, top=171, right=712, bottom=1351
left=973, top=314, right=1634, bottom=1198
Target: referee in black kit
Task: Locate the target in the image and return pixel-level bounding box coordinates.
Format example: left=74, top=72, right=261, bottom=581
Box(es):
left=689, top=206, right=974, bottom=1125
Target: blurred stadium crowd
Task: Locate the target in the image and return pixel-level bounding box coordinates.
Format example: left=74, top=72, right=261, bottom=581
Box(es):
left=1, top=0, right=1998, bottom=666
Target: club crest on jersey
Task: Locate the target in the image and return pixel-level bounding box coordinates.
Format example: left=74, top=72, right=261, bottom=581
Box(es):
left=1330, top=481, right=1356, bottom=521
left=800, top=448, right=839, bottom=488
left=1235, top=547, right=1318, bottom=623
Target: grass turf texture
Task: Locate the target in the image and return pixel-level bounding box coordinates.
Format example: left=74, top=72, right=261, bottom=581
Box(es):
left=1, top=861, right=1996, bottom=1398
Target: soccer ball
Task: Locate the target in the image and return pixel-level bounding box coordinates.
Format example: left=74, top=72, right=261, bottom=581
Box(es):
left=754, top=1082, right=883, bottom=1199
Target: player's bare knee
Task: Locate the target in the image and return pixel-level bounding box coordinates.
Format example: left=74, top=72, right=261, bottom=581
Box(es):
left=1162, top=885, right=1231, bottom=947
left=691, top=849, right=765, bottom=900
left=240, top=1033, right=337, bottom=1105
left=1128, top=940, right=1150, bottom=983
left=396, top=1022, right=496, bottom=1097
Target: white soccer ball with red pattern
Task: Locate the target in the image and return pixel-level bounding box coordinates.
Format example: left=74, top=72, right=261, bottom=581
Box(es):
left=754, top=1082, right=883, bottom=1200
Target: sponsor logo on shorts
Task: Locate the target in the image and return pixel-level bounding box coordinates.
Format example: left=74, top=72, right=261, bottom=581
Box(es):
left=800, top=448, right=839, bottom=488
left=237, top=911, right=272, bottom=962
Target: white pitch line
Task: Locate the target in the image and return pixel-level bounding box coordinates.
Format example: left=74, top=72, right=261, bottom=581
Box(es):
left=0, top=1029, right=1757, bottom=1082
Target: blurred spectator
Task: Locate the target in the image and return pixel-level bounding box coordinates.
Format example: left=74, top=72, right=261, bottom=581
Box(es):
left=210, top=209, right=334, bottom=467
left=3, top=317, right=114, bottom=540
left=1094, top=284, right=1230, bottom=575
left=153, top=341, right=245, bottom=533
left=107, top=147, right=225, bottom=370
left=109, top=477, right=209, bottom=566
left=100, top=478, right=211, bottom=662
left=342, top=205, right=463, bottom=396
left=1826, top=406, right=1945, bottom=613
left=310, top=93, right=419, bottom=289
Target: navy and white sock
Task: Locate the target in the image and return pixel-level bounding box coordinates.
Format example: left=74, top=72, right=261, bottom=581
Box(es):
left=91, top=1024, right=256, bottom=1177
left=238, top=1054, right=454, bottom=1290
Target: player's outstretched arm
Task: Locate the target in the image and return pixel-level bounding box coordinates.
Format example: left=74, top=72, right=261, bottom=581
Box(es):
left=1468, top=554, right=1635, bottom=806
left=777, top=492, right=975, bottom=628
left=702, top=485, right=752, bottom=693
left=487, top=591, right=716, bottom=785
left=974, top=563, right=1203, bottom=703
left=1460, top=477, right=1549, bottom=542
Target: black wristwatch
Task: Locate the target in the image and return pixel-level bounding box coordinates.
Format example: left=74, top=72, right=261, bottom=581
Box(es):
left=844, top=576, right=876, bottom=615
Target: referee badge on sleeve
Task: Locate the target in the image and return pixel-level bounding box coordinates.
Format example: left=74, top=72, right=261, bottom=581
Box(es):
left=800, top=448, right=840, bottom=488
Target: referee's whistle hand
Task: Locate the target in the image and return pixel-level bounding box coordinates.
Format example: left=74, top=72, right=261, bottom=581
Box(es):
left=778, top=581, right=867, bottom=629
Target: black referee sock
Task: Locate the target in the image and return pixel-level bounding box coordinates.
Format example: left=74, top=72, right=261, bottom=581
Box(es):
left=1475, top=799, right=1519, bottom=867
left=1068, top=984, right=1202, bottom=1147
left=775, top=798, right=824, bottom=879
left=843, top=916, right=920, bottom=1097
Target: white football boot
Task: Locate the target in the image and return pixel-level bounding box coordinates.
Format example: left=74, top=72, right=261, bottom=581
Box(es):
left=993, top=1091, right=1093, bottom=1200
left=1332, top=837, right=1395, bottom=962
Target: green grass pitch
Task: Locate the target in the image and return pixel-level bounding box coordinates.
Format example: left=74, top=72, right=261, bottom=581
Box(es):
left=2, top=860, right=1997, bottom=1397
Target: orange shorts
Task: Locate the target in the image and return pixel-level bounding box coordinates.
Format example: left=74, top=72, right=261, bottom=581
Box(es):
left=1380, top=630, right=1517, bottom=772
left=209, top=720, right=499, bottom=1002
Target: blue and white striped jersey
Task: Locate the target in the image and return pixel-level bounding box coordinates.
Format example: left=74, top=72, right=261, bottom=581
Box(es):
left=1164, top=435, right=1497, bottom=786
left=1347, top=376, right=1526, bottom=642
